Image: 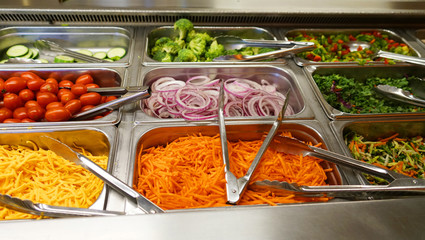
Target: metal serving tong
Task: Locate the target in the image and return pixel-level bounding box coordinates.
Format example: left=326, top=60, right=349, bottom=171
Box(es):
left=374, top=84, right=425, bottom=108
left=0, top=193, right=124, bottom=218
left=71, top=86, right=151, bottom=120
left=251, top=135, right=425, bottom=199
left=215, top=35, right=314, bottom=50
left=218, top=83, right=291, bottom=204
left=34, top=39, right=110, bottom=63
left=41, top=136, right=164, bottom=214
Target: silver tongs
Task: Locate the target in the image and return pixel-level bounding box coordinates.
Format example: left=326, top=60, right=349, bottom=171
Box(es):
left=34, top=39, right=110, bottom=63
left=41, top=136, right=164, bottom=214
left=374, top=84, right=425, bottom=108
left=218, top=83, right=291, bottom=204
left=0, top=193, right=124, bottom=218
left=251, top=135, right=425, bottom=199
left=71, top=86, right=151, bottom=120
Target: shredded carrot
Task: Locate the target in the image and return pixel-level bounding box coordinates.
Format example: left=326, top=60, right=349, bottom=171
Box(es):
left=134, top=133, right=331, bottom=210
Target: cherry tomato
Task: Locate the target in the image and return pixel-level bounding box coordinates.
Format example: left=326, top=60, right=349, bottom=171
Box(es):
left=70, top=84, right=87, bottom=96
left=3, top=93, right=23, bottom=110
left=40, top=82, right=59, bottom=94
left=3, top=118, right=21, bottom=123
left=79, top=92, right=101, bottom=106
left=0, top=78, right=5, bottom=94
left=64, top=99, right=82, bottom=115
left=58, top=80, right=74, bottom=88
left=85, top=83, right=100, bottom=89
left=105, top=96, right=118, bottom=103
left=18, top=89, right=35, bottom=102
left=4, top=77, right=27, bottom=93
left=20, top=72, right=41, bottom=81
left=26, top=105, right=45, bottom=121
left=0, top=107, right=12, bottom=122
left=27, top=78, right=45, bottom=91
left=60, top=91, right=76, bottom=104
left=21, top=118, right=35, bottom=123
left=0, top=101, right=4, bottom=108
left=46, top=101, right=63, bottom=110
left=80, top=105, right=95, bottom=112
left=36, top=92, right=58, bottom=108
left=75, top=74, right=94, bottom=85
left=45, top=107, right=71, bottom=122
left=45, top=78, right=58, bottom=86
left=24, top=100, right=41, bottom=109
left=13, top=107, right=28, bottom=120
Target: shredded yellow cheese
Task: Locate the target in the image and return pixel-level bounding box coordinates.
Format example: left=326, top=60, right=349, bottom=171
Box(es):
left=0, top=144, right=108, bottom=220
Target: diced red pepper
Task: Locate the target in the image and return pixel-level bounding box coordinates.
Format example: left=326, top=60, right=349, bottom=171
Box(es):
left=342, top=44, right=349, bottom=50
left=337, top=39, right=344, bottom=44
left=366, top=50, right=374, bottom=55
left=373, top=31, right=382, bottom=38
left=386, top=39, right=395, bottom=44
left=384, top=58, right=389, bottom=64
left=306, top=53, right=315, bottom=60
left=400, top=43, right=407, bottom=47
left=313, top=55, right=322, bottom=61
left=331, top=43, right=338, bottom=52
left=349, top=35, right=357, bottom=41
left=327, top=37, right=333, bottom=44
left=341, top=50, right=349, bottom=55
left=357, top=46, right=363, bottom=51
left=370, top=39, right=376, bottom=44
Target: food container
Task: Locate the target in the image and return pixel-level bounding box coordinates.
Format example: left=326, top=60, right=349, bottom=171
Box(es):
left=283, top=29, right=420, bottom=66
left=135, top=65, right=315, bottom=122
left=303, top=64, right=425, bottom=120
left=0, top=26, right=132, bottom=65
left=0, top=67, right=126, bottom=127
left=143, top=26, right=286, bottom=64
left=0, top=125, right=117, bottom=218
left=406, top=29, right=425, bottom=55
left=125, top=121, right=344, bottom=212
left=331, top=118, right=425, bottom=185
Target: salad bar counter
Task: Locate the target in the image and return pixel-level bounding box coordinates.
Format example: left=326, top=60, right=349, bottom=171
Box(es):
left=1, top=2, right=425, bottom=239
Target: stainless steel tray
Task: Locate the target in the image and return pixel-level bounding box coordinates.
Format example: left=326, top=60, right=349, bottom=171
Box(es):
left=142, top=26, right=287, bottom=65
left=330, top=118, right=425, bottom=185
left=303, top=64, right=425, bottom=120
left=0, top=67, right=126, bottom=128
left=282, top=28, right=420, bottom=67
left=122, top=120, right=348, bottom=213
left=0, top=125, right=117, bottom=219
left=135, top=64, right=315, bottom=123
left=0, top=26, right=133, bottom=66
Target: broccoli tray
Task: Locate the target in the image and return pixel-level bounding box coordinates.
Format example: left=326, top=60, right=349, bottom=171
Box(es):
left=146, top=19, right=278, bottom=62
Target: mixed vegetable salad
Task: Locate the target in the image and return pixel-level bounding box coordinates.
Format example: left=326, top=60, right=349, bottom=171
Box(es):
left=345, top=133, right=425, bottom=184
left=287, top=31, right=415, bottom=63
left=149, top=18, right=275, bottom=62
left=313, top=73, right=425, bottom=114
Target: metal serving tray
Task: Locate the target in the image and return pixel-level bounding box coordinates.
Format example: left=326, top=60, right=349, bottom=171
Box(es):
left=331, top=118, right=425, bottom=185
left=406, top=29, right=425, bottom=55
left=282, top=28, right=420, bottom=67
left=0, top=125, right=117, bottom=219
left=143, top=26, right=287, bottom=65
left=124, top=121, right=345, bottom=212
left=303, top=64, right=425, bottom=120
left=135, top=65, right=314, bottom=123
left=0, top=67, right=126, bottom=128
left=0, top=26, right=133, bottom=66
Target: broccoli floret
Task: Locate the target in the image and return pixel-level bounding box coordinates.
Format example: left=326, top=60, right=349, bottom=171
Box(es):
left=163, top=42, right=182, bottom=55
left=186, top=30, right=212, bottom=43
left=152, top=51, right=173, bottom=62
left=239, top=47, right=255, bottom=56
left=188, top=37, right=207, bottom=57
left=150, top=37, right=173, bottom=56
left=174, top=18, right=194, bottom=41
left=174, top=39, right=186, bottom=49
left=174, top=49, right=198, bottom=62
left=205, top=40, right=225, bottom=61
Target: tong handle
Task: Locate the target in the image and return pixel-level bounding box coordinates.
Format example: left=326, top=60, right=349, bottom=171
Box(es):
left=242, top=44, right=315, bottom=61
left=377, top=50, right=425, bottom=66
left=308, top=145, right=408, bottom=182
left=34, top=204, right=124, bottom=217
left=240, top=39, right=314, bottom=48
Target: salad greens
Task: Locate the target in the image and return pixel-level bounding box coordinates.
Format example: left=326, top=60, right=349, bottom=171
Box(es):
left=287, top=31, right=415, bottom=63
left=345, top=133, right=425, bottom=184
left=313, top=73, right=425, bottom=114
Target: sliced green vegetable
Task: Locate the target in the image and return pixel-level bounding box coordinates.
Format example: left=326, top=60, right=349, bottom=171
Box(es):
left=93, top=51, right=107, bottom=59
left=54, top=55, right=75, bottom=63
left=106, top=47, right=126, bottom=61
left=77, top=49, right=93, bottom=56
left=38, top=59, right=49, bottom=63
left=30, top=48, right=39, bottom=59
left=6, top=45, right=29, bottom=58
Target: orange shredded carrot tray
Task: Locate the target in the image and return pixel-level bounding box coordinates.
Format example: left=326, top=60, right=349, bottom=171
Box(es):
left=134, top=132, right=332, bottom=210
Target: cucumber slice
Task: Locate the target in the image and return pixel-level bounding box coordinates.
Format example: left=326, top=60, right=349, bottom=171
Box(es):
left=104, top=58, right=114, bottom=62
left=38, top=59, right=49, bottom=63
left=6, top=45, right=29, bottom=58
left=106, top=47, right=126, bottom=61
left=20, top=50, right=33, bottom=59
left=54, top=55, right=75, bottom=63
left=30, top=48, right=39, bottom=59
left=77, top=49, right=93, bottom=56
left=93, top=51, right=107, bottom=59
left=0, top=59, right=8, bottom=63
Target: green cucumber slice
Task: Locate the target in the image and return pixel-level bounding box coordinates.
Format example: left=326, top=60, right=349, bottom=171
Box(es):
left=38, top=59, right=49, bottom=63
left=106, top=47, right=126, bottom=61
left=93, top=51, right=107, bottom=59
left=20, top=50, right=33, bottom=59
left=54, top=55, right=75, bottom=63
left=6, top=45, right=29, bottom=58
left=30, top=48, right=39, bottom=59
left=77, top=49, right=93, bottom=56
left=0, top=59, right=8, bottom=63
